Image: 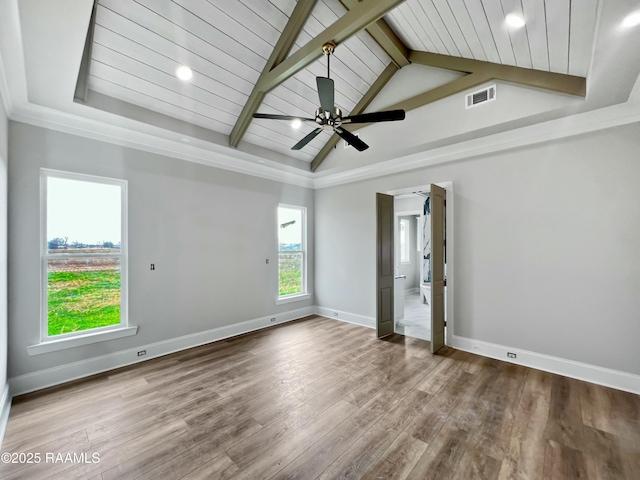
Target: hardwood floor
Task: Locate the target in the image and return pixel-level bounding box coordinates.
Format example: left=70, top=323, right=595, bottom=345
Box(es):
left=1, top=316, right=639, bottom=479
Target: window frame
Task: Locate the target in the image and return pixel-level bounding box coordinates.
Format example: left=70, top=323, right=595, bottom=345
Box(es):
left=40, top=169, right=129, bottom=343
left=276, top=204, right=308, bottom=304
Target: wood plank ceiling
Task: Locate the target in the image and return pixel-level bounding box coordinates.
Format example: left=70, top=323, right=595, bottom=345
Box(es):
left=87, top=0, right=598, bottom=165
left=385, top=0, right=598, bottom=76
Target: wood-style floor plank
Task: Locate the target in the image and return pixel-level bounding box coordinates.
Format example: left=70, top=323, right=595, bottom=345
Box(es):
left=1, top=316, right=638, bottom=480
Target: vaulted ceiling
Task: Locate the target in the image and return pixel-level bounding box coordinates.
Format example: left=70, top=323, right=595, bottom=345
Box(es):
left=81, top=0, right=595, bottom=169
left=2, top=0, right=640, bottom=186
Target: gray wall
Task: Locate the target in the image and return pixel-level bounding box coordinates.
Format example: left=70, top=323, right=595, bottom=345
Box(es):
left=315, top=123, right=640, bottom=376
left=8, top=122, right=314, bottom=378
left=0, top=96, right=7, bottom=392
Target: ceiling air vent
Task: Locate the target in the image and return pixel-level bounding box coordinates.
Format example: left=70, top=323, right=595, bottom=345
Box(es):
left=465, top=85, right=496, bottom=109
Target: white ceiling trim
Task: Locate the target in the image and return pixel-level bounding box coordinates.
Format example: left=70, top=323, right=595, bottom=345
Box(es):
left=313, top=94, right=640, bottom=188
left=5, top=83, right=638, bottom=192
left=9, top=101, right=315, bottom=188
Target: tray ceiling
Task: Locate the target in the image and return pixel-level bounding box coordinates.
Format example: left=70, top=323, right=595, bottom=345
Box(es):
left=85, top=0, right=598, bottom=166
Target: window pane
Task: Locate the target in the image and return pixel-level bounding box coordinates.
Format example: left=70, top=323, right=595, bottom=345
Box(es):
left=279, top=252, right=302, bottom=296
left=47, top=257, right=121, bottom=336
left=278, top=207, right=302, bottom=252
left=400, top=220, right=408, bottom=262
left=47, top=177, right=121, bottom=254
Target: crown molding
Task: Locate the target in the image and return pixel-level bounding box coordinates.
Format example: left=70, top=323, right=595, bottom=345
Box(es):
left=11, top=102, right=315, bottom=188
left=6, top=93, right=640, bottom=191
left=313, top=98, right=640, bottom=189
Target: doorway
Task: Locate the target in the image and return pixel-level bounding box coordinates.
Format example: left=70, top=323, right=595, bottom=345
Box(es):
left=394, top=204, right=430, bottom=341
left=376, top=182, right=453, bottom=352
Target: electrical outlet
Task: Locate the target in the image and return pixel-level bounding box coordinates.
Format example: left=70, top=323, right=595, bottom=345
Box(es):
left=150, top=264, right=155, bottom=270
left=266, top=259, right=269, bottom=264
left=333, top=312, right=339, bottom=317
left=270, top=318, right=276, bottom=323
left=137, top=350, right=146, bottom=357
left=507, top=352, right=517, bottom=359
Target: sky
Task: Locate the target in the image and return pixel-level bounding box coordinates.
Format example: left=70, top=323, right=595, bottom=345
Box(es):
left=278, top=207, right=302, bottom=245
left=47, top=177, right=121, bottom=244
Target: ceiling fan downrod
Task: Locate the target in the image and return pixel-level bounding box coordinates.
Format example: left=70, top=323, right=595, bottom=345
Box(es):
left=322, top=42, right=335, bottom=79
left=251, top=41, right=405, bottom=153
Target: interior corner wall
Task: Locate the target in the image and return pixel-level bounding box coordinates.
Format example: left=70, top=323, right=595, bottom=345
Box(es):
left=0, top=96, right=8, bottom=397
left=7, top=122, right=314, bottom=379
left=314, top=123, right=640, bottom=377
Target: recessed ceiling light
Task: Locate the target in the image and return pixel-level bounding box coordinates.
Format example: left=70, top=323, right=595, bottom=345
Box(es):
left=291, top=118, right=302, bottom=129
left=505, top=14, right=526, bottom=28
left=175, top=65, right=193, bottom=81
left=622, top=11, right=640, bottom=28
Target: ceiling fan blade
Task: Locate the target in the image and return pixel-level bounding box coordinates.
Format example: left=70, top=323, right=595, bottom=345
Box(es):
left=292, top=128, right=323, bottom=150
left=335, top=127, right=369, bottom=152
left=342, top=109, right=405, bottom=124
left=316, top=77, right=335, bottom=113
left=253, top=113, right=314, bottom=121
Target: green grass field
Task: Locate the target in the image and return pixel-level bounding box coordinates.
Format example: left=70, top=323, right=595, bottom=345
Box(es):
left=279, top=270, right=302, bottom=296
left=48, top=269, right=121, bottom=336
left=279, top=253, right=302, bottom=296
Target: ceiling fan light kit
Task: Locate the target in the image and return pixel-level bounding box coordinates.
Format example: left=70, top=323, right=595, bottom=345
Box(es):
left=253, top=43, right=406, bottom=152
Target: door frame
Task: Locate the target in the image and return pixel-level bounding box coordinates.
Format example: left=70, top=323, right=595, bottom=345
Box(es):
left=386, top=182, right=454, bottom=347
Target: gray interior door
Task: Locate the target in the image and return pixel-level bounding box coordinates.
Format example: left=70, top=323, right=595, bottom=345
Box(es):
left=430, top=184, right=446, bottom=353
left=376, top=193, right=394, bottom=338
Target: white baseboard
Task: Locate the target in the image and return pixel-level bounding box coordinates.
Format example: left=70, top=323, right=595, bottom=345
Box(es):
left=317, top=306, right=640, bottom=395
left=6, top=306, right=639, bottom=416
left=9, top=306, right=315, bottom=397
left=315, top=306, right=375, bottom=329
left=452, top=335, right=640, bottom=395
left=0, top=383, right=10, bottom=448
left=406, top=287, right=419, bottom=294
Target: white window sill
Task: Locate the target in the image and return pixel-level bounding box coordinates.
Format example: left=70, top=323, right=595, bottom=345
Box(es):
left=275, top=293, right=312, bottom=305
left=27, top=326, right=138, bottom=356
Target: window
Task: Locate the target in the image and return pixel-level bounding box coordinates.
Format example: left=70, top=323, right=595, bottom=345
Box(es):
left=400, top=218, right=410, bottom=263
left=41, top=170, right=128, bottom=340
left=277, top=205, right=306, bottom=299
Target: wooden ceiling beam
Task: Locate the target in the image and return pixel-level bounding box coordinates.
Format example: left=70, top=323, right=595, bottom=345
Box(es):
left=410, top=51, right=586, bottom=97
left=259, top=0, right=405, bottom=94
left=311, top=62, right=399, bottom=172
left=339, top=0, right=410, bottom=68
left=311, top=49, right=587, bottom=171
left=229, top=0, right=318, bottom=148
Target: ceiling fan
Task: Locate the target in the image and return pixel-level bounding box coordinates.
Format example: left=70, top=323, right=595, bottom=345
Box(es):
left=253, top=42, right=405, bottom=152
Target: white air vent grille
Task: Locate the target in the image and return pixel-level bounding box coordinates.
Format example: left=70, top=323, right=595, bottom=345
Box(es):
left=466, top=85, right=496, bottom=109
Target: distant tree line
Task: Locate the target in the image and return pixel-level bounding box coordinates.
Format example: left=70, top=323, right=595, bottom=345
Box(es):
left=48, top=237, right=119, bottom=249
left=279, top=243, right=302, bottom=251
